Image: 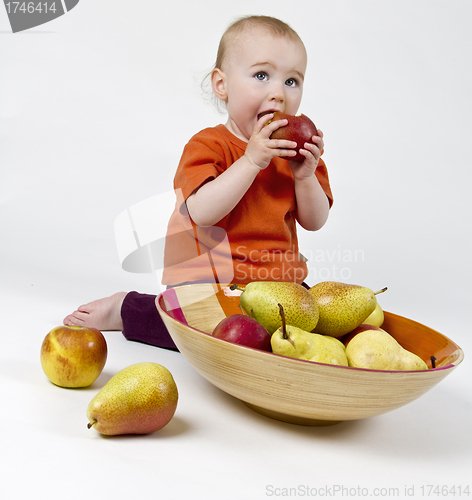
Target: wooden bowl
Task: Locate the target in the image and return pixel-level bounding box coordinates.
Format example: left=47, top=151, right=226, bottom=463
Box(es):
left=156, top=284, right=464, bottom=426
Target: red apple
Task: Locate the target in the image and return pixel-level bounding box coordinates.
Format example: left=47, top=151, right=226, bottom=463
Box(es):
left=269, top=112, right=318, bottom=161
left=212, top=315, right=272, bottom=352
left=40, top=325, right=108, bottom=388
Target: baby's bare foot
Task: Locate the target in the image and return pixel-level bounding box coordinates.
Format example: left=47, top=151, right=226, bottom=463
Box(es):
left=63, top=292, right=127, bottom=331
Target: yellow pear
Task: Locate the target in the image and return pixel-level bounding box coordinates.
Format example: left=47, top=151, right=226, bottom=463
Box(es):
left=363, top=302, right=384, bottom=327
left=309, top=281, right=387, bottom=338
left=315, top=336, right=349, bottom=366
left=271, top=324, right=316, bottom=360
left=345, top=327, right=427, bottom=371
left=231, top=281, right=319, bottom=334
left=86, top=362, right=178, bottom=435
left=271, top=304, right=348, bottom=366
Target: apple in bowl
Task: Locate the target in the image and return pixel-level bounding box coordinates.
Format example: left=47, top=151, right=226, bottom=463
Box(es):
left=269, top=112, right=318, bottom=162
left=40, top=325, right=108, bottom=388
left=212, top=315, right=272, bottom=352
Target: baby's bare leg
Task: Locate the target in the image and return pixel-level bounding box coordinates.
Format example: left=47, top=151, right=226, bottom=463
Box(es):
left=63, top=292, right=127, bottom=331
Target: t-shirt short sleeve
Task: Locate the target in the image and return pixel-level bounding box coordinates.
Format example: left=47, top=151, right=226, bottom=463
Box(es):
left=174, top=127, right=235, bottom=201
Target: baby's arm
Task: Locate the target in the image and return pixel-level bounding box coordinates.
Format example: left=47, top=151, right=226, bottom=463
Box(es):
left=186, top=114, right=296, bottom=227
left=186, top=156, right=260, bottom=227
left=294, top=172, right=330, bottom=231
left=291, top=130, right=330, bottom=231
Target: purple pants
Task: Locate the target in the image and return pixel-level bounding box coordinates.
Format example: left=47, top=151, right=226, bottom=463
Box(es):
left=121, top=291, right=178, bottom=351
left=120, top=283, right=311, bottom=351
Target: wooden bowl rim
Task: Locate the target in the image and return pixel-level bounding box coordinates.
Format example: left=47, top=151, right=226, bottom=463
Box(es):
left=156, top=287, right=464, bottom=374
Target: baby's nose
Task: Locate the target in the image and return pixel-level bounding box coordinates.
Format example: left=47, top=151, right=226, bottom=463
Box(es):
left=270, top=90, right=285, bottom=103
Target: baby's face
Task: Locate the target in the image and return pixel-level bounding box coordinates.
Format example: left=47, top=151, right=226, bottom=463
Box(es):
left=218, top=28, right=307, bottom=142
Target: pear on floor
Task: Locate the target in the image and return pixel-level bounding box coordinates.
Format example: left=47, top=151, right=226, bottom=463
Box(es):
left=86, top=362, right=178, bottom=435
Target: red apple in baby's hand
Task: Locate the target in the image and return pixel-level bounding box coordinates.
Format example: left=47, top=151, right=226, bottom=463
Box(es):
left=40, top=326, right=108, bottom=388
left=269, top=112, right=318, bottom=162
left=212, top=315, right=272, bottom=352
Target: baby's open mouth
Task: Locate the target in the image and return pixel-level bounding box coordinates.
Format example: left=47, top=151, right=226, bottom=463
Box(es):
left=257, top=110, right=277, bottom=121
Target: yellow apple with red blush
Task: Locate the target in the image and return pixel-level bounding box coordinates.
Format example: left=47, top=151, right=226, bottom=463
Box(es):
left=40, top=325, right=108, bottom=388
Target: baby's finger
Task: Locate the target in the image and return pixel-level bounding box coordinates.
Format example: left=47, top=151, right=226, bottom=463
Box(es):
left=311, top=134, right=324, bottom=151
left=302, top=142, right=321, bottom=162
left=259, top=116, right=288, bottom=136
left=253, top=113, right=275, bottom=134
left=274, top=148, right=297, bottom=158
left=270, top=139, right=297, bottom=150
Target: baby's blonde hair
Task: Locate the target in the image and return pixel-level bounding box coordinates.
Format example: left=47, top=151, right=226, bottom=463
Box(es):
left=203, top=15, right=305, bottom=112
left=215, top=15, right=304, bottom=70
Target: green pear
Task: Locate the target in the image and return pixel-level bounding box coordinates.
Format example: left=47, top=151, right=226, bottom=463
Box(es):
left=363, top=302, right=384, bottom=327
left=345, top=327, right=427, bottom=371
left=271, top=304, right=348, bottom=366
left=309, top=281, right=387, bottom=338
left=86, top=362, right=178, bottom=435
left=231, top=281, right=318, bottom=334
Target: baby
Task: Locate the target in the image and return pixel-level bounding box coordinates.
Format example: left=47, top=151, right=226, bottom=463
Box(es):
left=64, top=15, right=333, bottom=349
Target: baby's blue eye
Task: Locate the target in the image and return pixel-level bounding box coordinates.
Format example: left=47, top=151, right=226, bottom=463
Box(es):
left=285, top=78, right=298, bottom=87
left=255, top=72, right=268, bottom=81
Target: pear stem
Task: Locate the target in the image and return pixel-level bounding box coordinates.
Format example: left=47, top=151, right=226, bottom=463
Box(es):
left=230, top=284, right=244, bottom=292
left=87, top=420, right=97, bottom=430
left=278, top=303, right=288, bottom=339
left=374, top=287, right=388, bottom=295
left=430, top=355, right=436, bottom=369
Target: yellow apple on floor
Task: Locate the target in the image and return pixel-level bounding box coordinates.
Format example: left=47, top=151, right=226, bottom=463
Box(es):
left=40, top=325, right=108, bottom=388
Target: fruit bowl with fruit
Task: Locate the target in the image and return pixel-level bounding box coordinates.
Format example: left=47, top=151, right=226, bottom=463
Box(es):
left=156, top=283, right=463, bottom=426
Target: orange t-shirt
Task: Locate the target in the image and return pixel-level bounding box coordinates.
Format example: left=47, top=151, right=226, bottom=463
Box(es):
left=162, top=124, right=333, bottom=286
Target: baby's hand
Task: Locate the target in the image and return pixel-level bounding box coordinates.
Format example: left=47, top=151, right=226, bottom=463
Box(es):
left=244, top=114, right=297, bottom=170
left=289, top=129, right=324, bottom=181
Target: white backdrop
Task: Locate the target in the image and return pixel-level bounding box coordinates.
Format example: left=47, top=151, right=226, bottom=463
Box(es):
left=1, top=1, right=471, bottom=499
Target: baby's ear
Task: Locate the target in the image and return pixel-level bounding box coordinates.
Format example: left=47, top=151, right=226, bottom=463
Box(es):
left=211, top=68, right=228, bottom=101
